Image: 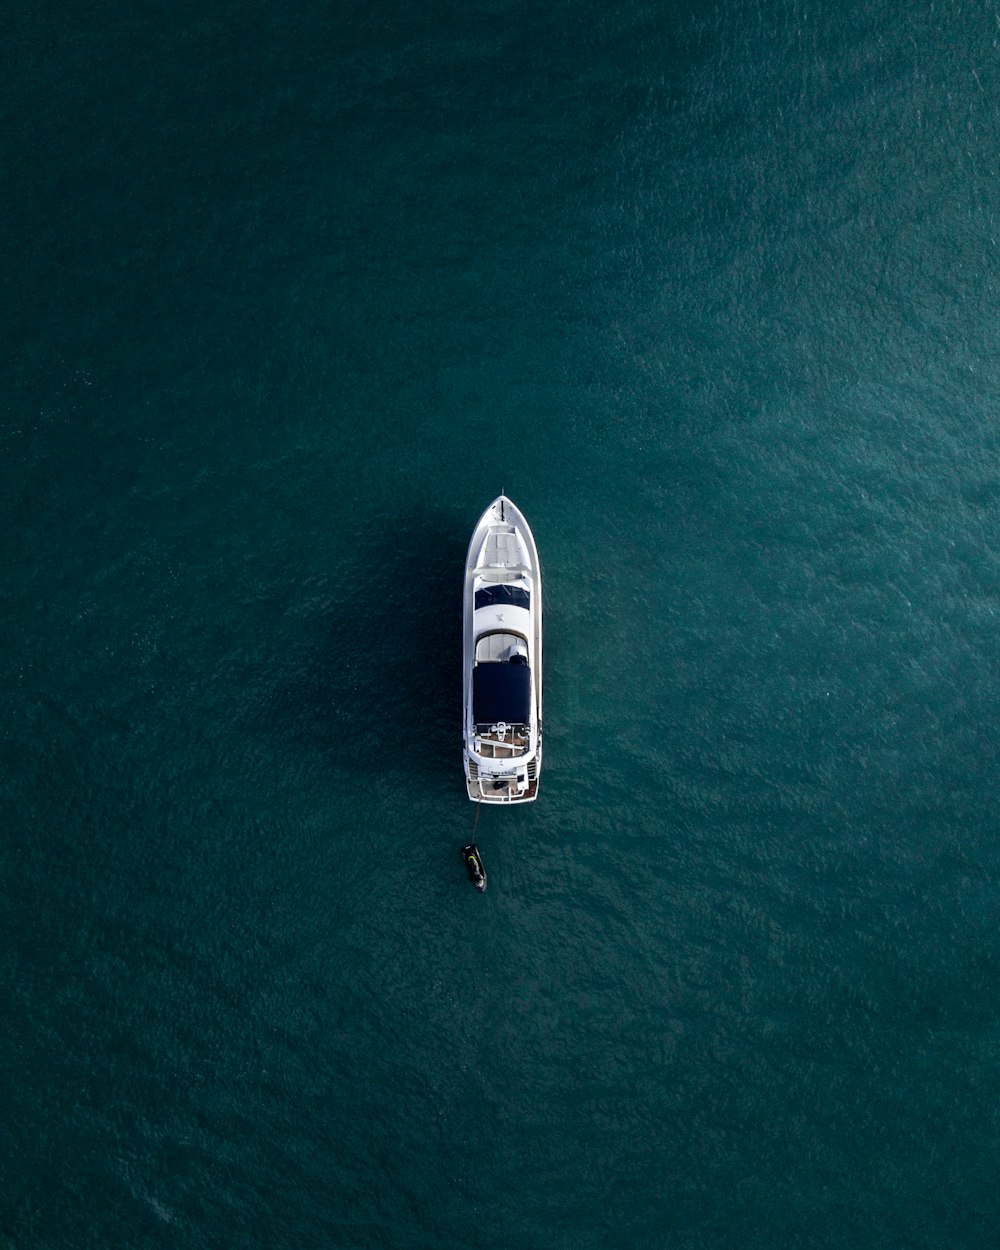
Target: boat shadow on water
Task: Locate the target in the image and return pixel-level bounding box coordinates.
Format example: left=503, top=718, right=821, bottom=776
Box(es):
left=265, top=509, right=465, bottom=798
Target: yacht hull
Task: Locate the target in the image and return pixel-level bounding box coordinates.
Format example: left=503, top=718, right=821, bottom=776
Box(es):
left=462, top=496, right=542, bottom=803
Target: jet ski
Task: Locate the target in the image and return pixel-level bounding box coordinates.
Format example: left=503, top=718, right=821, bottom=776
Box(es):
left=461, top=843, right=487, bottom=892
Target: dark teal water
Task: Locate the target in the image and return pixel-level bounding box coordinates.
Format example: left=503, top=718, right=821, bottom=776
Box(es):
left=4, top=3, right=1000, bottom=1246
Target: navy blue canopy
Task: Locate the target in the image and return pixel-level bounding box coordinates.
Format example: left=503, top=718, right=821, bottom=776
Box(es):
left=473, top=661, right=531, bottom=725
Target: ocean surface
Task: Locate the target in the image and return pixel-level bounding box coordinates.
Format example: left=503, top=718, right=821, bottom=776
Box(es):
left=3, top=2, right=1000, bottom=1246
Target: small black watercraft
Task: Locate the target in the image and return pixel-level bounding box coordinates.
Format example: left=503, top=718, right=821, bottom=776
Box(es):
left=461, top=843, right=487, bottom=892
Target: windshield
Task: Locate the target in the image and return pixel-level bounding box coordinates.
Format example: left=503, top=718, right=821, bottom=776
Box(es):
left=474, top=585, right=530, bottom=611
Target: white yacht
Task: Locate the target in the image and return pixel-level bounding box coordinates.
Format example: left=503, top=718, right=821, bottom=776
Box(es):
left=463, top=496, right=542, bottom=803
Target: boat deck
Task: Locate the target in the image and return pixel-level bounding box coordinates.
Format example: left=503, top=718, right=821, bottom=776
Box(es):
left=466, top=774, right=539, bottom=803
left=474, top=724, right=530, bottom=758
left=475, top=530, right=532, bottom=586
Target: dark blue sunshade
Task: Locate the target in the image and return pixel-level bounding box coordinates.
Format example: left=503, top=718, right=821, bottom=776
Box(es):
left=473, top=661, right=531, bottom=725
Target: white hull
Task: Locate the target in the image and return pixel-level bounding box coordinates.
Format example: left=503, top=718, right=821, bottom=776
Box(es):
left=462, top=496, right=542, bottom=803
